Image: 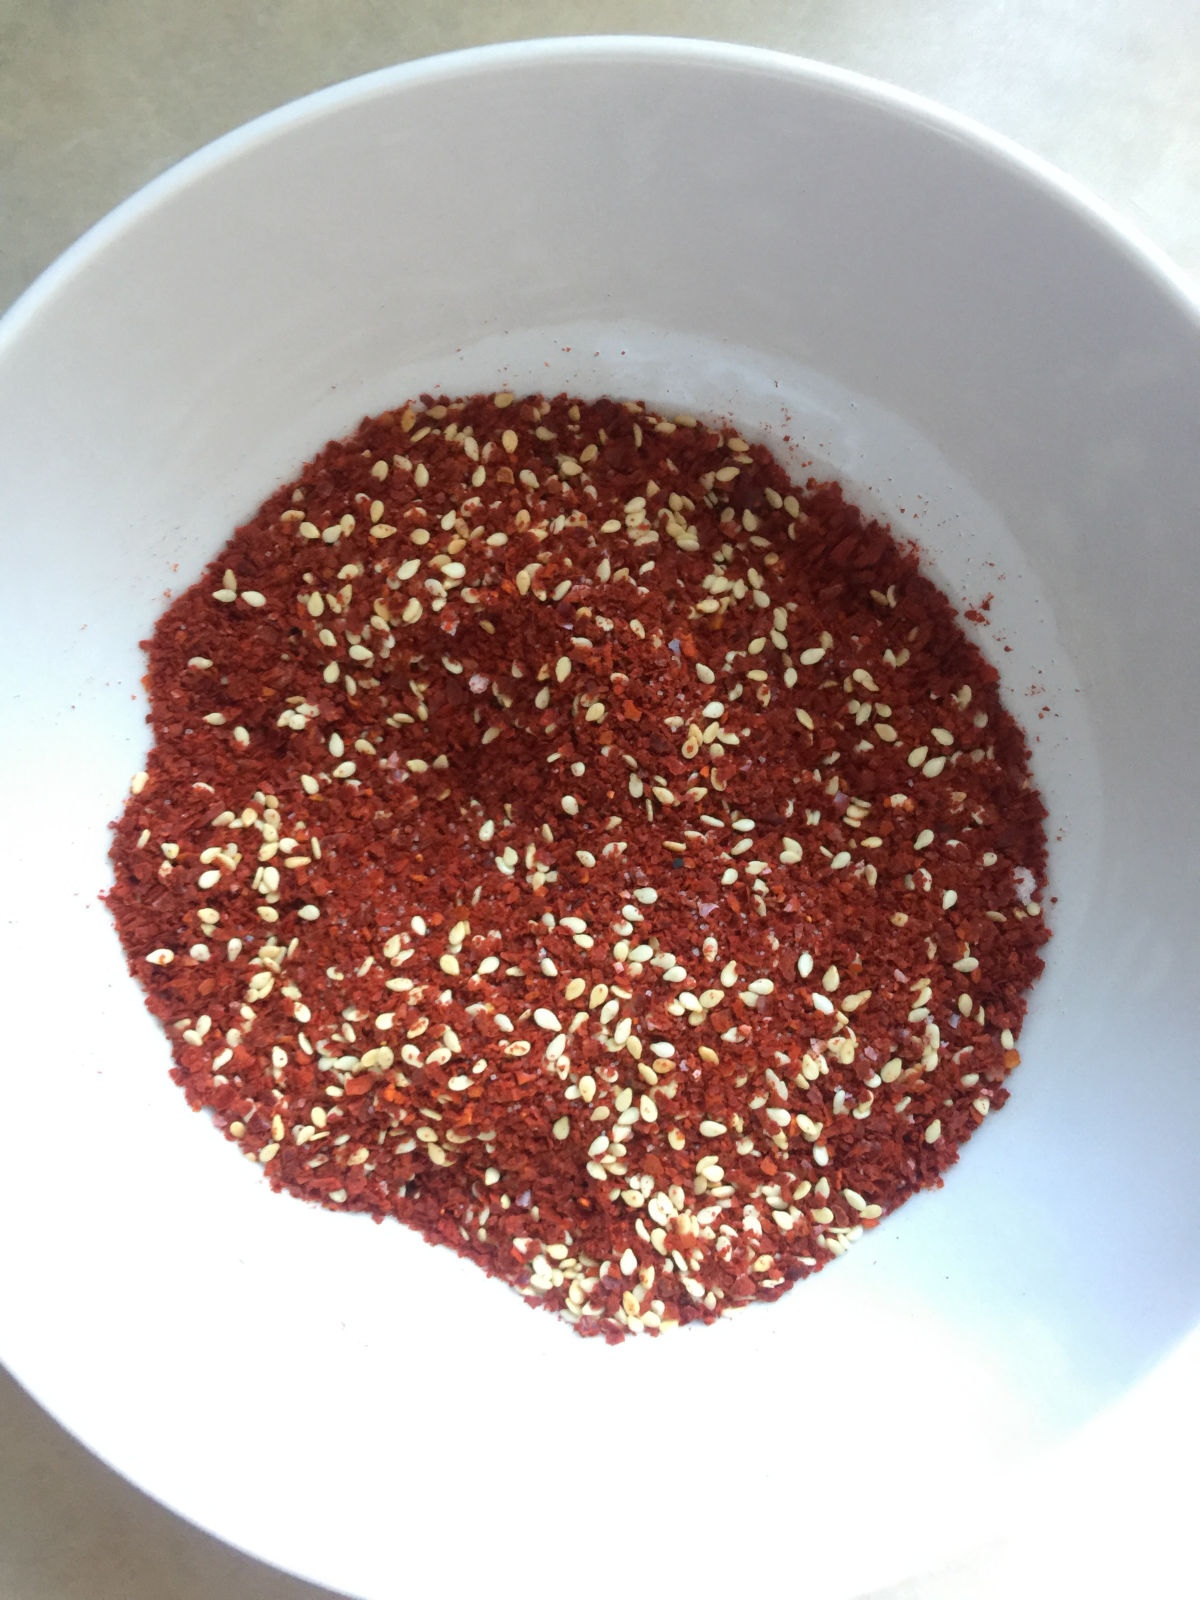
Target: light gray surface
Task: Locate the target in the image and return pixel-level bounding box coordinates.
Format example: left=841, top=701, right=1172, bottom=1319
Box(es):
left=1, top=4, right=1196, bottom=1599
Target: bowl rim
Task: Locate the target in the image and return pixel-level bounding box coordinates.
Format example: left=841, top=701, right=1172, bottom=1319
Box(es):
left=1, top=33, right=1197, bottom=353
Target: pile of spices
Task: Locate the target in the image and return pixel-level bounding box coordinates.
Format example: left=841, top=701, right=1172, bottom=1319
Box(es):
left=108, top=392, right=1050, bottom=1339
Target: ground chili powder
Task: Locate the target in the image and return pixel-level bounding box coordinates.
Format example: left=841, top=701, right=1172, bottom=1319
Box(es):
left=107, top=392, right=1050, bottom=1339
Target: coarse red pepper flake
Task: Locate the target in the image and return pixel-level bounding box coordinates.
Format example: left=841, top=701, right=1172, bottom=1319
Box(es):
left=107, top=391, right=1050, bottom=1340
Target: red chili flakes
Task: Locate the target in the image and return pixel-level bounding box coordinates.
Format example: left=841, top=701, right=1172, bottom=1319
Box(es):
left=107, top=392, right=1050, bottom=1340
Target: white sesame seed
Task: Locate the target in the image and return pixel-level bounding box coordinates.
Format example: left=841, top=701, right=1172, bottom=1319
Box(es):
left=699, top=1120, right=727, bottom=1138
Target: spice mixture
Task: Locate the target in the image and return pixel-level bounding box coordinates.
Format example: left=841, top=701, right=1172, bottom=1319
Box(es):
left=108, top=392, right=1049, bottom=1339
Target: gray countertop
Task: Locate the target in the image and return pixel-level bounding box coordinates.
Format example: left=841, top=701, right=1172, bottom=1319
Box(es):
left=2, top=4, right=1196, bottom=1597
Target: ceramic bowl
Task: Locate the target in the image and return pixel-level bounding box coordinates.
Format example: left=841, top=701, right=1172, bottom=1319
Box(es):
left=2, top=37, right=1197, bottom=1599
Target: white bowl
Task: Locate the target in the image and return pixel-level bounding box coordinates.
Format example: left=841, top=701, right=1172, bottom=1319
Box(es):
left=2, top=37, right=1197, bottom=1600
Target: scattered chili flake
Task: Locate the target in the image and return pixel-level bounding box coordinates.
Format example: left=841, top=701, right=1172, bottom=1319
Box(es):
left=107, top=391, right=1050, bottom=1340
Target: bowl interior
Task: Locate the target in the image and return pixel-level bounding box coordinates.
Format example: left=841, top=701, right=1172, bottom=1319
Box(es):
left=2, top=38, right=1198, bottom=1600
